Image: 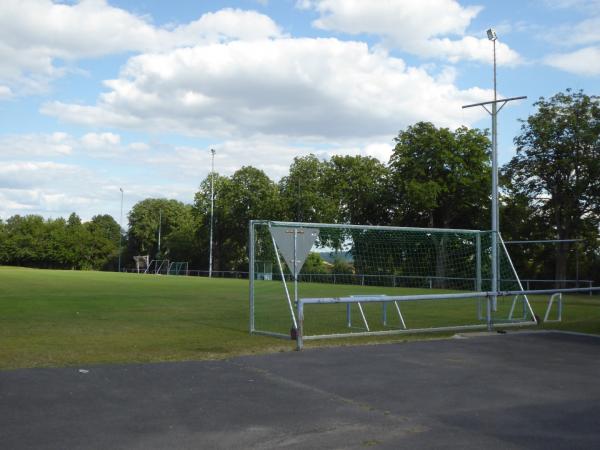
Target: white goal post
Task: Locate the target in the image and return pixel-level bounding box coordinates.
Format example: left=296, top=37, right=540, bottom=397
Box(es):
left=249, top=220, right=538, bottom=343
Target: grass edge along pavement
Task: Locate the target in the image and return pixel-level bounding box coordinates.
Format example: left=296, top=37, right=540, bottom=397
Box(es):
left=0, top=266, right=598, bottom=370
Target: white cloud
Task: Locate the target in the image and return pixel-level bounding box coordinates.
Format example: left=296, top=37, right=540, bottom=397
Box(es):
left=0, top=161, right=83, bottom=189
left=0, top=132, right=75, bottom=157
left=0, top=85, right=12, bottom=98
left=128, top=142, right=150, bottom=152
left=81, top=132, right=121, bottom=148
left=542, top=0, right=600, bottom=12
left=555, top=17, right=600, bottom=46
left=0, top=156, right=192, bottom=220
left=364, top=142, right=394, bottom=162
left=0, top=1, right=282, bottom=96
left=42, top=37, right=491, bottom=140
left=544, top=46, right=600, bottom=75
left=301, top=0, right=521, bottom=65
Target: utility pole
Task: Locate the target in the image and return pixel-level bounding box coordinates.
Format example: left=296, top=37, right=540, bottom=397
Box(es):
left=462, top=28, right=526, bottom=328
left=118, top=187, right=123, bottom=272
left=157, top=209, right=162, bottom=259
left=209, top=148, right=216, bottom=278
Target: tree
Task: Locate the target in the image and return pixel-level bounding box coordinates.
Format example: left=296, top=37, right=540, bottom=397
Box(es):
left=85, top=214, right=121, bottom=270
left=193, top=173, right=230, bottom=271
left=324, top=154, right=391, bottom=225
left=301, top=252, right=328, bottom=274
left=279, top=155, right=337, bottom=223
left=389, top=122, right=491, bottom=229
left=127, top=199, right=192, bottom=261
left=503, top=90, right=600, bottom=283
left=3, top=215, right=48, bottom=267
left=194, top=166, right=282, bottom=271
left=389, top=122, right=491, bottom=287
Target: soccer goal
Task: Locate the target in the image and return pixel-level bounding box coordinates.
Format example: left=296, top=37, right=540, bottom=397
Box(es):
left=168, top=261, right=189, bottom=275
left=249, top=220, right=537, bottom=342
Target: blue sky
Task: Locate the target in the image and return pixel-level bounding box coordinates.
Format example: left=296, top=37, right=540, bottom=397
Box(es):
left=1, top=0, right=599, bottom=222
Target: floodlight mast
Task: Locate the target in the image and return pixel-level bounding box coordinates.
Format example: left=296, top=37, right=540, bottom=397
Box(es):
left=209, top=148, right=216, bottom=278
left=157, top=209, right=162, bottom=258
left=462, top=28, right=526, bottom=329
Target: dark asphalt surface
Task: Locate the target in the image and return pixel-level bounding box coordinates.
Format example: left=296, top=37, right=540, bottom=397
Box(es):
left=1, top=331, right=599, bottom=449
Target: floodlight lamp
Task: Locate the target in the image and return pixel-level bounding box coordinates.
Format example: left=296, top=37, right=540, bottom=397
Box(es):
left=487, top=28, right=497, bottom=41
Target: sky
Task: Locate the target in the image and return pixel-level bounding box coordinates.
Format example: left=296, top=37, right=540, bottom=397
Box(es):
left=1, top=0, right=599, bottom=223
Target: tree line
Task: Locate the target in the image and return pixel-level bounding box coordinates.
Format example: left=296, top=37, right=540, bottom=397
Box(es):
left=1, top=90, right=598, bottom=282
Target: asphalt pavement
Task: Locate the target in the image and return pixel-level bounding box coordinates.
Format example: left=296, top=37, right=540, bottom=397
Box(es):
left=1, top=331, right=599, bottom=449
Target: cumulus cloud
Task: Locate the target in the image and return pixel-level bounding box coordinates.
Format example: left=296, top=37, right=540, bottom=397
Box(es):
left=0, top=128, right=407, bottom=219
left=540, top=8, right=600, bottom=76
left=544, top=46, right=600, bottom=75
left=0, top=161, right=84, bottom=190
left=299, top=0, right=521, bottom=65
left=0, top=1, right=282, bottom=96
left=0, top=85, right=12, bottom=99
left=42, top=37, right=490, bottom=140
left=81, top=132, right=121, bottom=148
left=0, top=132, right=75, bottom=157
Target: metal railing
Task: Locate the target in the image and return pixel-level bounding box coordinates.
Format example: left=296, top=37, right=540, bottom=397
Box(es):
left=121, top=267, right=595, bottom=293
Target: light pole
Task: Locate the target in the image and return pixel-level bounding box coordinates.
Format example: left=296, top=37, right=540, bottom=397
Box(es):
left=118, top=187, right=123, bottom=272
left=462, top=28, right=526, bottom=328
left=157, top=209, right=162, bottom=259
left=209, top=148, right=216, bottom=278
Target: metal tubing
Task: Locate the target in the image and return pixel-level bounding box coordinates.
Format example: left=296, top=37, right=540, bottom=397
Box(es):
left=249, top=221, right=255, bottom=333
left=500, top=235, right=535, bottom=323
left=302, top=292, right=485, bottom=304
left=303, top=320, right=534, bottom=341
left=301, top=287, right=600, bottom=305
left=270, top=231, right=298, bottom=330
left=461, top=96, right=527, bottom=109
left=346, top=303, right=352, bottom=328
left=544, top=293, right=562, bottom=322
left=252, top=330, right=292, bottom=340
left=394, top=301, right=407, bottom=329
left=487, top=295, right=493, bottom=331
left=296, top=301, right=304, bottom=350
left=294, top=228, right=298, bottom=306
left=209, top=149, right=215, bottom=278
left=357, top=302, right=370, bottom=332
left=256, top=220, right=481, bottom=235
left=476, top=233, right=482, bottom=291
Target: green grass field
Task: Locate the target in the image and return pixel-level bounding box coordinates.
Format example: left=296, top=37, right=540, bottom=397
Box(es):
left=1, top=266, right=599, bottom=370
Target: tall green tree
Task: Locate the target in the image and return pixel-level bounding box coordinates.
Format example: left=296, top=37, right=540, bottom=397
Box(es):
left=127, top=198, right=192, bottom=261
left=194, top=166, right=282, bottom=271
left=193, top=173, right=230, bottom=271
left=279, top=155, right=337, bottom=223
left=503, top=89, right=600, bottom=283
left=389, top=122, right=491, bottom=229
left=324, top=154, right=391, bottom=225
left=388, top=122, right=491, bottom=287
left=85, top=214, right=121, bottom=270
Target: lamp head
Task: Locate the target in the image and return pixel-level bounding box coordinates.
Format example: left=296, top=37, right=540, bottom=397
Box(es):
left=487, top=28, right=497, bottom=41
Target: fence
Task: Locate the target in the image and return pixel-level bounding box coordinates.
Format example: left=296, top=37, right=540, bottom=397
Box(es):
left=121, top=268, right=595, bottom=294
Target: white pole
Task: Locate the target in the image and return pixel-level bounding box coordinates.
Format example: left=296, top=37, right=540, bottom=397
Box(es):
left=157, top=209, right=162, bottom=258
left=491, top=37, right=498, bottom=313
left=118, top=187, right=123, bottom=273
left=462, top=29, right=526, bottom=323
left=209, top=148, right=216, bottom=278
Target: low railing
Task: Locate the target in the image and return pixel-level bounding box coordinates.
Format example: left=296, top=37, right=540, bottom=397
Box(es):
left=122, top=267, right=594, bottom=293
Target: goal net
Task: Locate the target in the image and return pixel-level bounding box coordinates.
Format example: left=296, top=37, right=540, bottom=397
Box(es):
left=249, top=220, right=536, bottom=341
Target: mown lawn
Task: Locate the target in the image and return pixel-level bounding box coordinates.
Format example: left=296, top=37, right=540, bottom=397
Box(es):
left=1, top=266, right=598, bottom=369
